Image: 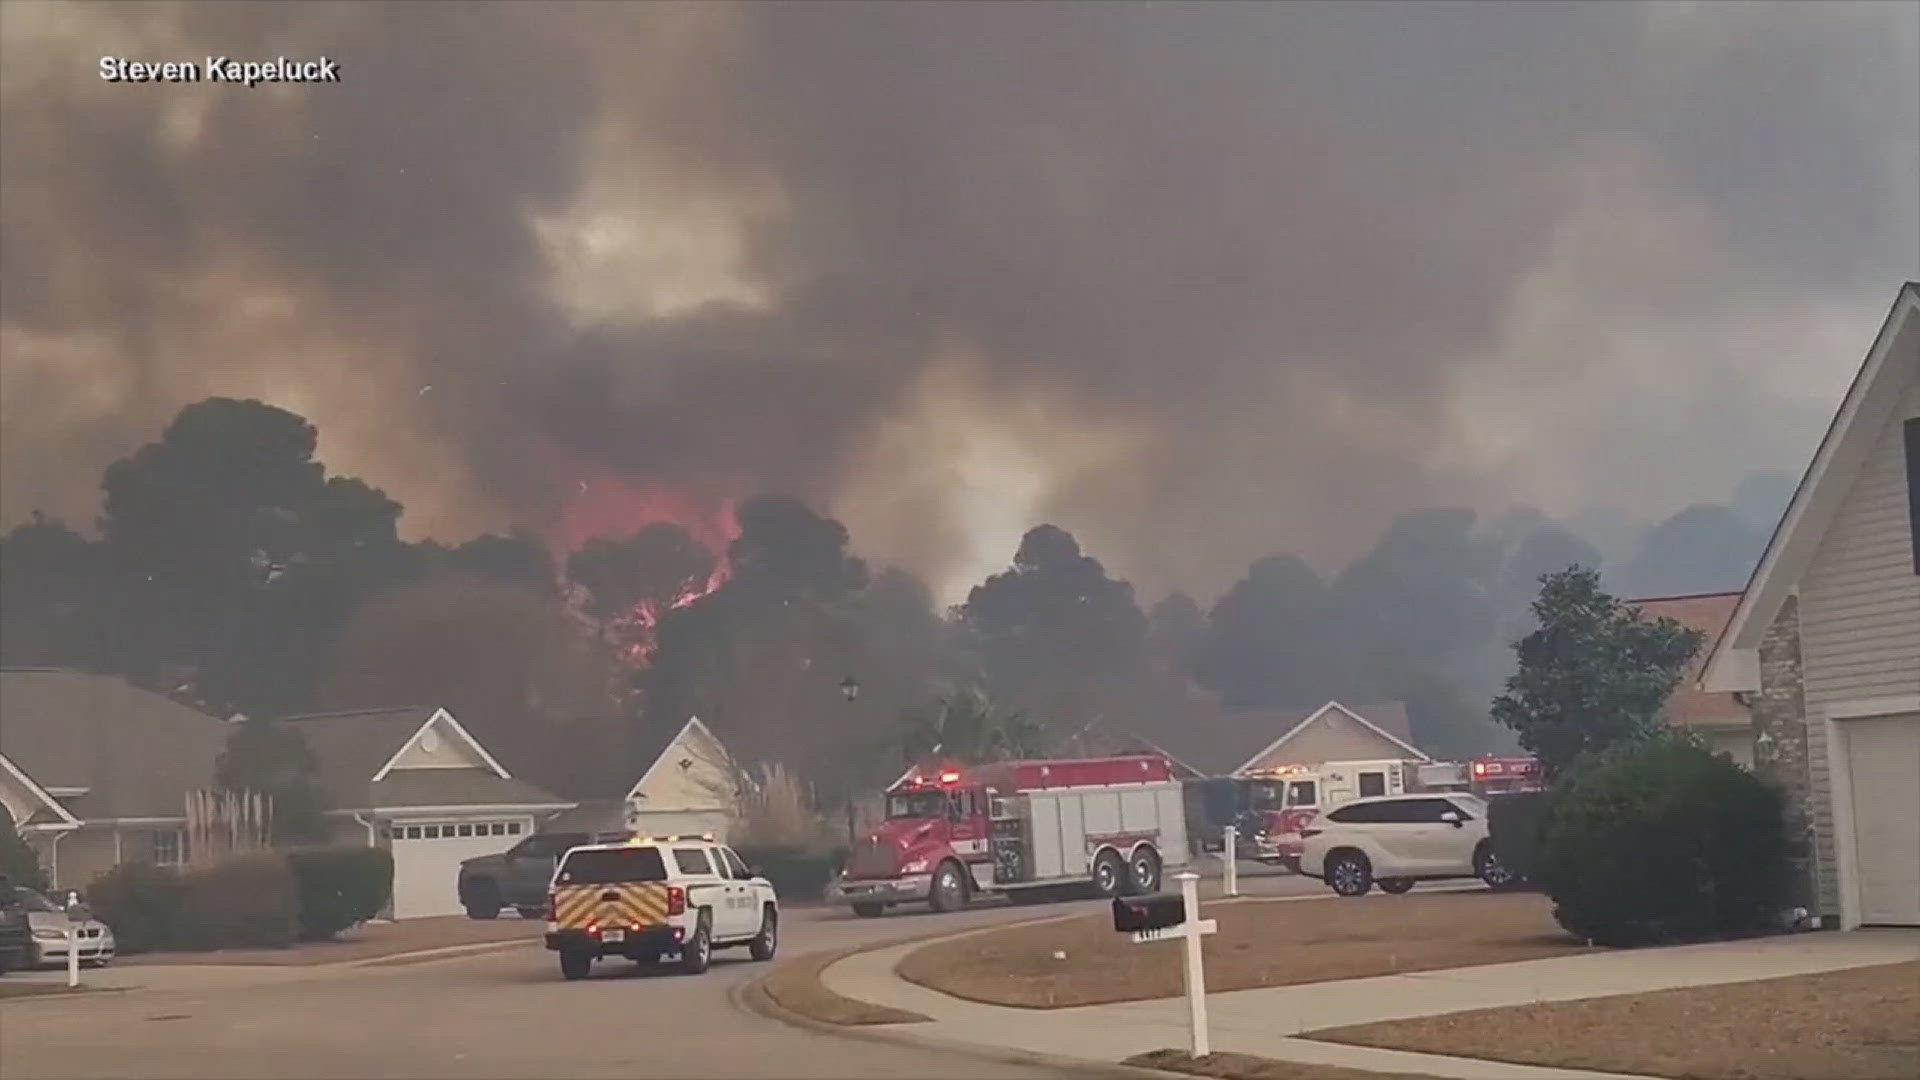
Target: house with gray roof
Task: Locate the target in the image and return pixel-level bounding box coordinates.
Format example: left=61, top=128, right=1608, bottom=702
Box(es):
left=0, top=668, right=230, bottom=891
left=281, top=705, right=574, bottom=919
left=1104, top=699, right=1425, bottom=779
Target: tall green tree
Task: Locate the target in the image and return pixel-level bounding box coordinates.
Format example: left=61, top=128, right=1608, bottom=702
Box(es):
left=957, top=525, right=1151, bottom=732
left=0, top=513, right=108, bottom=670
left=1492, top=566, right=1703, bottom=778
left=1192, top=554, right=1361, bottom=708
left=214, top=720, right=331, bottom=844
left=0, top=804, right=49, bottom=893
left=899, top=687, right=1048, bottom=765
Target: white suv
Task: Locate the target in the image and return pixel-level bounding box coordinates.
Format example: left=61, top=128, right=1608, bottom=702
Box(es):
left=1298, top=793, right=1514, bottom=896
left=544, top=835, right=778, bottom=980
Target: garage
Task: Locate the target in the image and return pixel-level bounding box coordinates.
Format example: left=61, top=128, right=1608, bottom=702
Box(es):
left=389, top=819, right=526, bottom=919
left=1844, top=712, right=1920, bottom=926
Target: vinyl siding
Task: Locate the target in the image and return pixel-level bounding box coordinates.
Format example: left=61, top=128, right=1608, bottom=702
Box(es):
left=630, top=725, right=736, bottom=814
left=1240, top=712, right=1417, bottom=772
left=1802, top=377, right=1920, bottom=916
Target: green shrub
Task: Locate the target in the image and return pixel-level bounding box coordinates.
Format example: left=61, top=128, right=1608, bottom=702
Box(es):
left=733, top=845, right=840, bottom=900
left=174, top=854, right=299, bottom=950
left=1536, top=736, right=1789, bottom=947
left=0, top=805, right=48, bottom=893
left=1486, top=789, right=1557, bottom=887
left=87, top=861, right=187, bottom=953
left=285, top=847, right=393, bottom=940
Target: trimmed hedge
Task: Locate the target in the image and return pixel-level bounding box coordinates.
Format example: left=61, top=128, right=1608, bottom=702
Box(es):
left=286, top=847, right=393, bottom=940
left=1486, top=789, right=1556, bottom=888
left=87, top=862, right=186, bottom=954
left=734, top=845, right=845, bottom=900
left=1536, top=736, right=1789, bottom=947
left=174, top=854, right=299, bottom=950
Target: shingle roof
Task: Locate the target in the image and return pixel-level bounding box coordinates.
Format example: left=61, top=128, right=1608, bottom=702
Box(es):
left=1630, top=592, right=1751, bottom=728
left=1131, top=700, right=1416, bottom=778
left=0, top=669, right=228, bottom=820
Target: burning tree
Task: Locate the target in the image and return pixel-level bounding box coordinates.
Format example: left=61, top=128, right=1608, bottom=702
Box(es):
left=566, top=522, right=723, bottom=664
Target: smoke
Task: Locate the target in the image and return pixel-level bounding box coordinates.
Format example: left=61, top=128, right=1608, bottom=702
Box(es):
left=4, top=1, right=1914, bottom=603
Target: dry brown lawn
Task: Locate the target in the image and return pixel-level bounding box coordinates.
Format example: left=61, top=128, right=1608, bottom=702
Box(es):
left=1311, top=960, right=1920, bottom=1080
left=896, top=891, right=1590, bottom=1008
left=1125, top=1050, right=1448, bottom=1080
left=759, top=946, right=930, bottom=1026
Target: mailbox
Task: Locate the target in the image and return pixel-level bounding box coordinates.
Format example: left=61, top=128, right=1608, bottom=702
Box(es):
left=1112, top=892, right=1186, bottom=933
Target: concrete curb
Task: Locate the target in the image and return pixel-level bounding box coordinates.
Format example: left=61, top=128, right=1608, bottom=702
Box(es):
left=341, top=937, right=540, bottom=969
left=732, top=968, right=1186, bottom=1080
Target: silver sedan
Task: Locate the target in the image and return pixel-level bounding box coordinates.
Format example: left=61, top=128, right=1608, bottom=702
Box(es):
left=17, top=888, right=116, bottom=967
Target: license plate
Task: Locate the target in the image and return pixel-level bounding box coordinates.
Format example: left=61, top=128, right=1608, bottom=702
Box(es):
left=602, top=928, right=625, bottom=943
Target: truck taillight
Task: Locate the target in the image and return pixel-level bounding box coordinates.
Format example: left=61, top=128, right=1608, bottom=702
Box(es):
left=667, top=885, right=685, bottom=916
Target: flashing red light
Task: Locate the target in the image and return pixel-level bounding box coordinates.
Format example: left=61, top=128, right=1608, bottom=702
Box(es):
left=939, top=770, right=961, bottom=784
left=667, top=886, right=686, bottom=916
left=629, top=922, right=641, bottom=932
left=587, top=922, right=599, bottom=935
left=1472, top=761, right=1487, bottom=776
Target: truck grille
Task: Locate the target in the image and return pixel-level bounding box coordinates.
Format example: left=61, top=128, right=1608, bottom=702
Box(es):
left=844, top=840, right=898, bottom=879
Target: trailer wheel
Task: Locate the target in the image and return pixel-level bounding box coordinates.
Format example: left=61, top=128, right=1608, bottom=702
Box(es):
left=1092, top=850, right=1127, bottom=898
left=929, top=861, right=967, bottom=913
left=1127, top=847, right=1162, bottom=894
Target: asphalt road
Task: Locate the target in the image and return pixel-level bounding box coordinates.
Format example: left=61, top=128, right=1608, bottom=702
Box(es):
left=0, top=872, right=1322, bottom=1080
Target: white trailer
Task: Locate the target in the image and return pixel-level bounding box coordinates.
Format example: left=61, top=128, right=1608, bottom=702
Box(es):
left=989, top=779, right=1191, bottom=898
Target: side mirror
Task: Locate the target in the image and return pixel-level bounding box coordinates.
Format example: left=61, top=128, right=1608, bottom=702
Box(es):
left=1439, top=810, right=1463, bottom=827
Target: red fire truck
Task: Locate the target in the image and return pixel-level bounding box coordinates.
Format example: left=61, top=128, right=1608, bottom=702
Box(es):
left=1468, top=756, right=1544, bottom=796
left=831, top=755, right=1192, bottom=917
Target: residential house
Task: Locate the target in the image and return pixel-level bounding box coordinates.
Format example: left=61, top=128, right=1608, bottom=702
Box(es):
left=620, top=717, right=740, bottom=841
left=1629, top=592, right=1753, bottom=767
left=1701, top=281, right=1919, bottom=929
left=1112, top=700, right=1426, bottom=779
left=0, top=668, right=229, bottom=890
left=283, top=706, right=575, bottom=919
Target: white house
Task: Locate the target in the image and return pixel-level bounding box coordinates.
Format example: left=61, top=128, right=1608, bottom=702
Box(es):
left=621, top=717, right=740, bottom=840
left=1702, top=281, right=1919, bottom=929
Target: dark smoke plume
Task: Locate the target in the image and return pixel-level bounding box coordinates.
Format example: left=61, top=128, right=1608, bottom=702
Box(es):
left=3, top=1, right=1913, bottom=601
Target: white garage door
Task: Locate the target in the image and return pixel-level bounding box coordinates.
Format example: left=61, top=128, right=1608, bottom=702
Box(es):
left=390, top=820, right=525, bottom=919
left=1846, top=713, right=1920, bottom=926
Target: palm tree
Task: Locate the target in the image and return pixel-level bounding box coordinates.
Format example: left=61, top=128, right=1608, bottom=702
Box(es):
left=899, top=687, right=1049, bottom=764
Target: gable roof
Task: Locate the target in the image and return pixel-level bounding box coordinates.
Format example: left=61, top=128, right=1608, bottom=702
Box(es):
left=0, top=669, right=230, bottom=821
left=1628, top=593, right=1749, bottom=727
left=624, top=717, right=734, bottom=802
left=1233, top=700, right=1430, bottom=772
left=1124, top=698, right=1419, bottom=778
left=1703, top=282, right=1920, bottom=691
left=282, top=705, right=560, bottom=812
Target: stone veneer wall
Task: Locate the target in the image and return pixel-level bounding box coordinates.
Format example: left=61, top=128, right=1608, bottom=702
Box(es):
left=1751, top=594, right=1820, bottom=915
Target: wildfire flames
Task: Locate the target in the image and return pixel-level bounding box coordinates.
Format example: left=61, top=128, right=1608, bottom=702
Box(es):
left=553, top=475, right=740, bottom=666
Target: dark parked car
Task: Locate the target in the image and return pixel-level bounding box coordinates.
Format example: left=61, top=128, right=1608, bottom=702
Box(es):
left=457, top=832, right=588, bottom=919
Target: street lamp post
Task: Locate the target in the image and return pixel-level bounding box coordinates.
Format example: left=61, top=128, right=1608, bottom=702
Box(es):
left=840, top=675, right=861, bottom=846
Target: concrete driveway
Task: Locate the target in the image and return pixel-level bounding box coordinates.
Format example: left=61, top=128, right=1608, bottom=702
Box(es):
left=0, top=870, right=1324, bottom=1079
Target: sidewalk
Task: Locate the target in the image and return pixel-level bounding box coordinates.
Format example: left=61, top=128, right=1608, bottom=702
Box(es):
left=818, top=926, right=1920, bottom=1080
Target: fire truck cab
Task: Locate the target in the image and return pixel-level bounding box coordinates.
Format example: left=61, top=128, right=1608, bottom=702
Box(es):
left=832, top=755, right=1189, bottom=916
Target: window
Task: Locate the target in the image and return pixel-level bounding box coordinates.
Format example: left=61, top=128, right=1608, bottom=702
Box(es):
left=1905, top=418, right=1918, bottom=575
left=1357, top=771, right=1387, bottom=798
left=457, top=824, right=474, bottom=838
left=712, top=850, right=735, bottom=879
left=507, top=821, right=522, bottom=835
left=1286, top=781, right=1318, bottom=807
left=672, top=847, right=714, bottom=876
left=1326, top=802, right=1380, bottom=824
left=720, top=847, right=750, bottom=879
left=1402, top=798, right=1460, bottom=823
left=556, top=847, right=667, bottom=885
left=886, top=791, right=946, bottom=819
left=424, top=825, right=441, bottom=839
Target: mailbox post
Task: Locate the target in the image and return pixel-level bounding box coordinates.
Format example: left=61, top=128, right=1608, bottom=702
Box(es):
left=1112, top=870, right=1216, bottom=1056
left=64, top=890, right=81, bottom=989
left=1222, top=826, right=1238, bottom=897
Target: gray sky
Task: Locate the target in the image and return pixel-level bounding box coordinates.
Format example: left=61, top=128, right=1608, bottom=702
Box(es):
left=2, top=1, right=1915, bottom=603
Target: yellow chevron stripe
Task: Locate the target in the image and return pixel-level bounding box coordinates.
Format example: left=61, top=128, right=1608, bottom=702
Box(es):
left=551, top=884, right=671, bottom=930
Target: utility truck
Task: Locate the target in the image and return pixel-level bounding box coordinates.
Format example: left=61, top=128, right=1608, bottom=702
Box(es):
left=831, top=755, right=1191, bottom=916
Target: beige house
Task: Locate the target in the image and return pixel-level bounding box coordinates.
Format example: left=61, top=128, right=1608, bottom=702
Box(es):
left=1702, top=281, right=1919, bottom=929
left=621, top=717, right=740, bottom=840
left=0, top=668, right=229, bottom=890
left=1629, top=592, right=1753, bottom=768
left=1113, top=699, right=1425, bottom=779
left=283, top=706, right=574, bottom=919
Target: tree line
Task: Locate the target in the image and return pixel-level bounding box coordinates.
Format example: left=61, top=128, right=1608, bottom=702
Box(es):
left=1, top=397, right=1758, bottom=810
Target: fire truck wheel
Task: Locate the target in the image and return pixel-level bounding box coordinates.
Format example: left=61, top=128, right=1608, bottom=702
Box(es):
left=1378, top=877, right=1415, bottom=894
left=851, top=902, right=885, bottom=918
left=1127, top=847, right=1162, bottom=894
left=929, top=862, right=967, bottom=912
left=1092, top=850, right=1127, bottom=898
left=1327, top=851, right=1373, bottom=897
